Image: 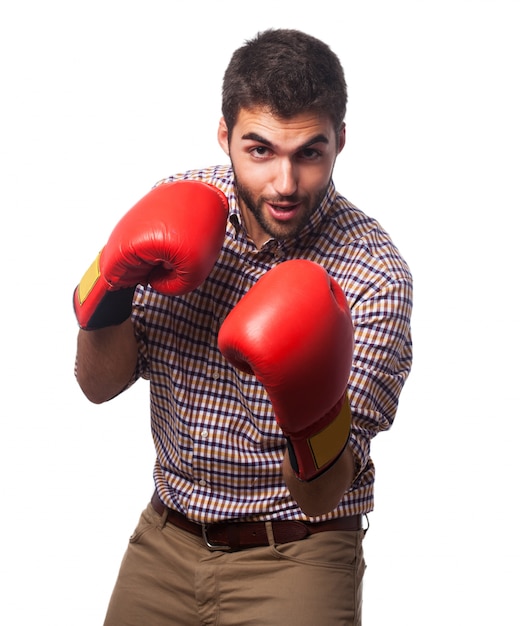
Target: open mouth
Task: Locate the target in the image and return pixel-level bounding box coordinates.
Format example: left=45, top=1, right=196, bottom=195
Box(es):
left=268, top=203, right=300, bottom=221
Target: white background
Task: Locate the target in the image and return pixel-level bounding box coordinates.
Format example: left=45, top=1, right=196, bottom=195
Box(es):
left=1, top=1, right=519, bottom=624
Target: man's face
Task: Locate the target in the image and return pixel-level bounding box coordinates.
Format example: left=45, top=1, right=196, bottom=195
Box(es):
left=218, top=107, right=345, bottom=248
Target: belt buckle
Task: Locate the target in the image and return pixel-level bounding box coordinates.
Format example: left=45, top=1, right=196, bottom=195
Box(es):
left=201, top=523, right=232, bottom=552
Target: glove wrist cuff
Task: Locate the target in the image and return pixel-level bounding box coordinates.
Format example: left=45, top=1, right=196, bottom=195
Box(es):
left=75, top=286, right=135, bottom=330
left=287, top=394, right=352, bottom=481
left=73, top=251, right=135, bottom=330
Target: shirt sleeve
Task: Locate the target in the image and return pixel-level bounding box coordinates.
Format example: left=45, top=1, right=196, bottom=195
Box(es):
left=347, top=275, right=413, bottom=478
left=121, top=284, right=151, bottom=390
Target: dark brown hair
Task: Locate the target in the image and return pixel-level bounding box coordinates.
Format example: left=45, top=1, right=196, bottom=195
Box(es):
left=222, top=29, right=347, bottom=140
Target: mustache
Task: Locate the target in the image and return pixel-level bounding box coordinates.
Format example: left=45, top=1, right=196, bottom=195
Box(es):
left=263, top=194, right=302, bottom=204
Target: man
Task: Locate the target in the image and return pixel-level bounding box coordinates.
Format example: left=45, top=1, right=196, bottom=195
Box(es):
left=74, top=29, right=413, bottom=625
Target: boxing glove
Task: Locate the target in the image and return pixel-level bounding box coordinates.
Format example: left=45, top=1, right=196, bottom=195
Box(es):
left=73, top=180, right=228, bottom=330
left=218, top=259, right=354, bottom=481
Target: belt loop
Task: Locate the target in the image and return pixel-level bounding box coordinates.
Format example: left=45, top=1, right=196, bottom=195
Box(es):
left=158, top=507, right=169, bottom=530
left=264, top=521, right=276, bottom=546
left=151, top=491, right=169, bottom=530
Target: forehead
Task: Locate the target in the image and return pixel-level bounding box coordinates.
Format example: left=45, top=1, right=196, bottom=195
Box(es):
left=234, top=106, right=335, bottom=145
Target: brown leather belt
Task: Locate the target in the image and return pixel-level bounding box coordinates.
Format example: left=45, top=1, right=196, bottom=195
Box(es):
left=151, top=491, right=363, bottom=551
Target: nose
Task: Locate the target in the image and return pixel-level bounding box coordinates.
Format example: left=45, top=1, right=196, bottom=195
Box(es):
left=272, top=158, right=298, bottom=197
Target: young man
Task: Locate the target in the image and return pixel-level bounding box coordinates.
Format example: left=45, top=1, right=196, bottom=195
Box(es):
left=74, top=29, right=413, bottom=625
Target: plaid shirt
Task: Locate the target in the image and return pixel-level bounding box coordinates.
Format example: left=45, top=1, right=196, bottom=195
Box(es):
left=129, top=164, right=413, bottom=523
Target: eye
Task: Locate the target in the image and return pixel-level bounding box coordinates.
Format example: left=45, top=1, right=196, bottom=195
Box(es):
left=299, top=147, right=321, bottom=160
left=250, top=146, right=272, bottom=158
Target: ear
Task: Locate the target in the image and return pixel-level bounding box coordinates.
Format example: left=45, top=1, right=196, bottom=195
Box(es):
left=337, top=122, right=346, bottom=154
left=217, top=117, right=230, bottom=155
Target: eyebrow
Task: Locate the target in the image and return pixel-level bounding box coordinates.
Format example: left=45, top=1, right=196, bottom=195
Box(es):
left=241, top=132, right=330, bottom=150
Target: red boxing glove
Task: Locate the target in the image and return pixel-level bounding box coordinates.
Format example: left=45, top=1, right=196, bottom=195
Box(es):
left=218, top=259, right=354, bottom=481
left=73, top=180, right=228, bottom=330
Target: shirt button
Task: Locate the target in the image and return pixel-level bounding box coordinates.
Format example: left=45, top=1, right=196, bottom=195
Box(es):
left=199, top=479, right=208, bottom=487
left=201, top=429, right=209, bottom=439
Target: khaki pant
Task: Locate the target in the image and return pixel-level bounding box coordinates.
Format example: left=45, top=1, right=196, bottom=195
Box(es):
left=104, top=502, right=367, bottom=625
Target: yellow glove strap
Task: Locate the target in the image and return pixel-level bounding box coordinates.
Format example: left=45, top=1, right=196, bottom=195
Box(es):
left=307, top=394, right=352, bottom=470
left=77, top=251, right=102, bottom=305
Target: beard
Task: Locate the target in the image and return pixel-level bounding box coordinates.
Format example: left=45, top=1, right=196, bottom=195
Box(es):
left=234, top=173, right=330, bottom=241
